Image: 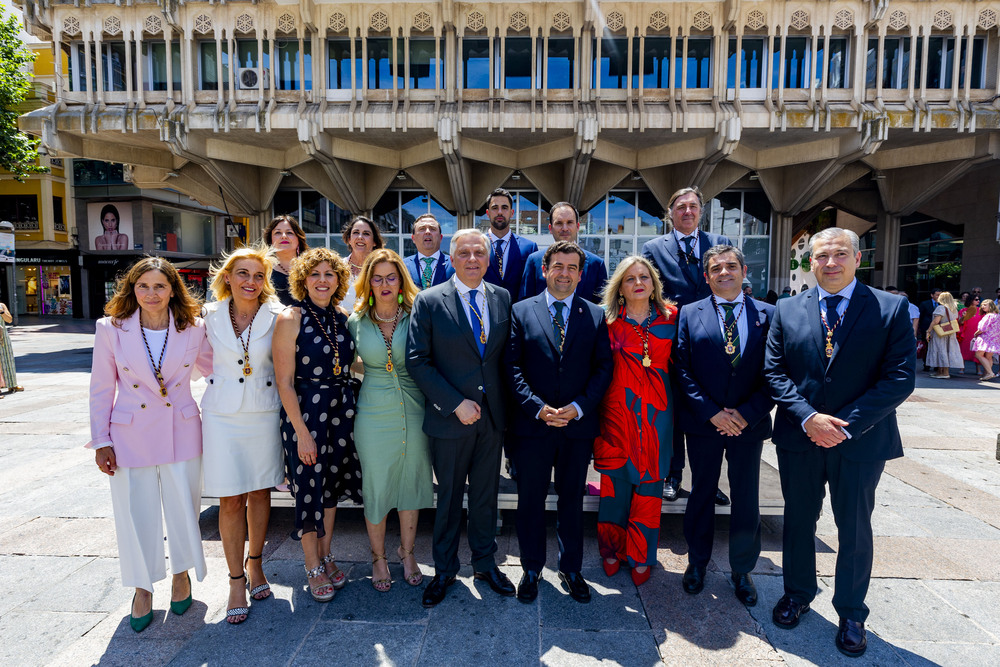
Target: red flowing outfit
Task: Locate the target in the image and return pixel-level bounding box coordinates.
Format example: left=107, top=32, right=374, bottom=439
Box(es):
left=594, top=304, right=677, bottom=567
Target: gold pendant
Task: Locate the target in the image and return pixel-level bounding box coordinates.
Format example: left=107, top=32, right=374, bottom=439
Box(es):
left=479, top=331, right=488, bottom=344
left=825, top=342, right=834, bottom=358
left=642, top=355, right=652, bottom=367
left=332, top=364, right=342, bottom=376
left=243, top=365, right=253, bottom=376
left=386, top=360, right=394, bottom=373
left=725, top=341, right=736, bottom=355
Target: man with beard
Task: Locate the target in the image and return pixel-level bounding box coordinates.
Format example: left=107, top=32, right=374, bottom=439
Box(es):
left=483, top=188, right=538, bottom=303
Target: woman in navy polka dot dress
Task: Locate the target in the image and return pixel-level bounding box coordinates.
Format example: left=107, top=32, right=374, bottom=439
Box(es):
left=273, top=248, right=362, bottom=602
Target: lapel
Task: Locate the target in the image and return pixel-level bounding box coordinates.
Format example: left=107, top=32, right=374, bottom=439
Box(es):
left=483, top=282, right=506, bottom=355
left=118, top=309, right=185, bottom=393
left=561, top=297, right=587, bottom=356
left=443, top=280, right=483, bottom=357
left=828, top=283, right=871, bottom=366
left=742, top=298, right=765, bottom=358
left=405, top=255, right=420, bottom=286
left=506, top=235, right=521, bottom=273
left=250, top=300, right=279, bottom=343
left=531, top=293, right=560, bottom=356
left=208, top=298, right=238, bottom=351
left=696, top=299, right=727, bottom=361
left=434, top=254, right=447, bottom=285
left=804, top=288, right=827, bottom=361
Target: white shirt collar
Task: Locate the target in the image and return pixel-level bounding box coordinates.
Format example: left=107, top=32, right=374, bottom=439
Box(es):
left=488, top=229, right=511, bottom=243
left=714, top=292, right=745, bottom=307
left=453, top=275, right=486, bottom=296
left=673, top=229, right=699, bottom=243
left=817, top=278, right=858, bottom=302
left=545, top=290, right=575, bottom=312
left=417, top=250, right=441, bottom=262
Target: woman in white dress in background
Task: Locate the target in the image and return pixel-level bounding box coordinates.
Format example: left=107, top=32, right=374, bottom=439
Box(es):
left=201, top=245, right=286, bottom=624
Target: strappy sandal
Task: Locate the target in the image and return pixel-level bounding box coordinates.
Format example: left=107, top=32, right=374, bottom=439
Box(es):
left=370, top=551, right=392, bottom=592
left=321, top=553, right=347, bottom=590
left=397, top=544, right=423, bottom=586
left=226, top=573, right=250, bottom=624
left=305, top=565, right=335, bottom=602
left=244, top=554, right=271, bottom=600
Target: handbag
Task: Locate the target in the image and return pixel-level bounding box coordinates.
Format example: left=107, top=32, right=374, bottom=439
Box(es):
left=932, top=312, right=960, bottom=338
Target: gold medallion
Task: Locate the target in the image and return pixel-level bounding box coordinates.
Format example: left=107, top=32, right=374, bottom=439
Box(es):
left=243, top=365, right=253, bottom=376
left=725, top=342, right=736, bottom=355
left=386, top=361, right=394, bottom=373
left=332, top=364, right=342, bottom=376
left=825, top=343, right=834, bottom=358
left=642, top=355, right=652, bottom=367
left=480, top=331, right=488, bottom=344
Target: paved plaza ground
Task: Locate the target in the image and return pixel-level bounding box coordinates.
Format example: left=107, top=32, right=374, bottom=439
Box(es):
left=2, top=317, right=999, bottom=666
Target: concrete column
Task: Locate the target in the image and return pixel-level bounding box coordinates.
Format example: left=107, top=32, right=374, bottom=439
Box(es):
left=878, top=212, right=901, bottom=289
left=770, top=213, right=793, bottom=292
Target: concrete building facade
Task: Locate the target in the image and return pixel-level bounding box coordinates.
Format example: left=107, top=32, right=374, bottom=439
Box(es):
left=15, top=0, right=1000, bottom=298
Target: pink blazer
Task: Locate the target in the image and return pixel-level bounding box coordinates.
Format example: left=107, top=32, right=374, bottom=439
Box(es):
left=88, top=310, right=213, bottom=468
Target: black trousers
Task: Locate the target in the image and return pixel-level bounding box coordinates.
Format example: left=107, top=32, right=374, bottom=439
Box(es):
left=513, top=433, right=592, bottom=573
left=668, top=429, right=687, bottom=479
left=683, top=434, right=763, bottom=573
left=429, top=414, right=503, bottom=577
left=776, top=445, right=885, bottom=622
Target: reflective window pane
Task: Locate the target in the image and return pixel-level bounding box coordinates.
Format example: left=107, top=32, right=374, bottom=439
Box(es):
left=607, top=238, right=635, bottom=273
left=462, top=38, right=490, bottom=88
left=637, top=192, right=665, bottom=235
left=606, top=192, right=635, bottom=236
left=547, top=38, right=575, bottom=88
left=742, top=236, right=770, bottom=295
left=504, top=37, right=532, bottom=89
left=299, top=191, right=326, bottom=234
left=367, top=38, right=393, bottom=89
left=642, top=37, right=671, bottom=89
left=581, top=198, right=607, bottom=234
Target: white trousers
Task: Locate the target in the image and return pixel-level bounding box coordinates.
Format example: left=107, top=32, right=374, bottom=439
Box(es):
left=109, top=457, right=207, bottom=591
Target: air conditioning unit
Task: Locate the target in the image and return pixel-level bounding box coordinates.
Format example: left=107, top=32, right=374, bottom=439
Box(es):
left=237, top=67, right=270, bottom=90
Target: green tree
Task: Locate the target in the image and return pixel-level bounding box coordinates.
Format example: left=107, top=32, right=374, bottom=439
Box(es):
left=0, top=8, right=46, bottom=181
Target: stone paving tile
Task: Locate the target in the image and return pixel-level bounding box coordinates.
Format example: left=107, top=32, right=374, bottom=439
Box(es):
left=540, top=629, right=662, bottom=667
left=0, top=516, right=119, bottom=558
left=45, top=637, right=188, bottom=667
left=885, top=457, right=1000, bottom=530
left=922, top=580, right=1000, bottom=642
left=864, top=579, right=996, bottom=645
left=0, top=555, right=93, bottom=617
left=538, top=566, right=649, bottom=632
left=0, top=611, right=104, bottom=665
left=890, top=641, right=1000, bottom=666
left=19, top=557, right=130, bottom=614
left=906, top=450, right=1000, bottom=498
left=292, top=621, right=425, bottom=667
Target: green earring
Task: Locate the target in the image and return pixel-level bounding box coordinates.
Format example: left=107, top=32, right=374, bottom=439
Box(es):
left=398, top=293, right=404, bottom=304
left=369, top=294, right=374, bottom=307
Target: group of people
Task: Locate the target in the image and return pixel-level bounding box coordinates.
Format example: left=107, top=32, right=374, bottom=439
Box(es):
left=917, top=287, right=1000, bottom=380
left=88, top=186, right=916, bottom=658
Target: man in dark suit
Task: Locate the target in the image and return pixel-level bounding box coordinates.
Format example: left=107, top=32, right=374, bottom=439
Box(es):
left=506, top=241, right=613, bottom=604
left=674, top=245, right=774, bottom=607
left=403, top=213, right=454, bottom=289
left=764, top=227, right=916, bottom=658
left=483, top=188, right=538, bottom=302
left=406, top=229, right=515, bottom=607
left=519, top=202, right=608, bottom=303
left=641, top=186, right=732, bottom=504
left=917, top=288, right=941, bottom=371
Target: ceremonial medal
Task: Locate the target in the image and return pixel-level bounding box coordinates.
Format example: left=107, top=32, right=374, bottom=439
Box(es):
left=386, top=360, right=394, bottom=373
left=332, top=364, right=342, bottom=376
left=825, top=334, right=834, bottom=358
left=242, top=352, right=253, bottom=376
left=642, top=355, right=652, bottom=367
left=373, top=306, right=402, bottom=376
left=140, top=320, right=170, bottom=399
left=230, top=301, right=259, bottom=377
left=303, top=301, right=344, bottom=377
left=155, top=371, right=168, bottom=397
left=479, top=331, right=488, bottom=344
left=725, top=341, right=736, bottom=355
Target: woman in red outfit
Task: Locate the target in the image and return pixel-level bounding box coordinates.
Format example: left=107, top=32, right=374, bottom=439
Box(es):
left=959, top=294, right=982, bottom=374
left=594, top=255, right=677, bottom=585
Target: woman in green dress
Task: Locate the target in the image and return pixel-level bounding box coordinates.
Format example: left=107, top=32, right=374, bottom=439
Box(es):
left=0, top=302, right=22, bottom=395
left=347, top=249, right=432, bottom=592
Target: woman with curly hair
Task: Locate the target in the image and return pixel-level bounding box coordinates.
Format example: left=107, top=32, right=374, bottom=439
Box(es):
left=87, top=256, right=213, bottom=632
left=273, top=247, right=362, bottom=602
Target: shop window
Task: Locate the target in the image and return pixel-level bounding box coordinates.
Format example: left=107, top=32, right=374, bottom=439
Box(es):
left=728, top=37, right=766, bottom=89
left=897, top=216, right=964, bottom=296
left=198, top=42, right=230, bottom=90
left=677, top=38, right=712, bottom=88
left=152, top=206, right=215, bottom=255
left=328, top=39, right=361, bottom=89
left=546, top=38, right=575, bottom=88
left=462, top=37, right=490, bottom=88
left=143, top=40, right=182, bottom=91
left=276, top=39, right=312, bottom=90
left=705, top=192, right=771, bottom=295
left=0, top=195, right=40, bottom=231
left=73, top=160, right=127, bottom=186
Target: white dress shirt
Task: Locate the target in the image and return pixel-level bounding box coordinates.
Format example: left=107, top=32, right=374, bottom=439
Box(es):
left=713, top=292, right=748, bottom=356
left=487, top=230, right=512, bottom=274
left=453, top=275, right=490, bottom=339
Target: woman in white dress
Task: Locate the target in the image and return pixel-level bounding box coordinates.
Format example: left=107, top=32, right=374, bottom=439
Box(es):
left=341, top=216, right=384, bottom=309
left=202, top=245, right=285, bottom=624
left=926, top=290, right=964, bottom=379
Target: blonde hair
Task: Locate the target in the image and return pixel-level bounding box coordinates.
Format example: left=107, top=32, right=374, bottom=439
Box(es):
left=288, top=247, right=350, bottom=305
left=208, top=243, right=278, bottom=304
left=937, top=291, right=959, bottom=314
left=600, top=255, right=673, bottom=323
left=353, top=249, right=420, bottom=317
left=981, top=299, right=998, bottom=315
left=104, top=256, right=201, bottom=331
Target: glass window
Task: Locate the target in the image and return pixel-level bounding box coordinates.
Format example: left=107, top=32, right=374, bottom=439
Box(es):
left=143, top=41, right=182, bottom=91
left=515, top=192, right=540, bottom=235
left=606, top=192, right=636, bottom=236
left=642, top=37, right=671, bottom=89
left=199, top=42, right=229, bottom=91
left=275, top=39, right=311, bottom=90
left=547, top=38, right=575, bottom=88
left=918, top=37, right=986, bottom=89
left=504, top=37, right=532, bottom=89
left=825, top=37, right=849, bottom=88
left=637, top=192, right=665, bottom=235
left=677, top=38, right=712, bottom=88
left=236, top=39, right=270, bottom=72
left=866, top=37, right=909, bottom=89
left=0, top=195, right=40, bottom=230
left=775, top=37, right=812, bottom=88
left=366, top=37, right=393, bottom=89
left=728, top=37, right=766, bottom=88
left=101, top=42, right=129, bottom=92
left=462, top=38, right=490, bottom=88
left=593, top=37, right=629, bottom=89
left=53, top=196, right=65, bottom=232
left=328, top=39, right=360, bottom=89
left=299, top=191, right=326, bottom=234
left=408, top=38, right=441, bottom=89
left=581, top=198, right=606, bottom=234
left=152, top=206, right=215, bottom=255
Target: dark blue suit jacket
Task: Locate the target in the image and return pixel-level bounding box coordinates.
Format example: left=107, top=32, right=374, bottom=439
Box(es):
left=641, top=231, right=733, bottom=306
left=674, top=296, right=774, bottom=442
left=505, top=293, right=613, bottom=440
left=519, top=249, right=608, bottom=304
left=485, top=233, right=538, bottom=302
left=764, top=283, right=916, bottom=462
left=403, top=252, right=454, bottom=290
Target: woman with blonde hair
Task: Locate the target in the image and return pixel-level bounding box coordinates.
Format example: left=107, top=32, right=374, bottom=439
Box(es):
left=594, top=255, right=678, bottom=585
left=88, top=257, right=212, bottom=632
left=347, top=248, right=431, bottom=591
left=971, top=299, right=1000, bottom=381
left=273, top=247, right=362, bottom=602
left=201, top=244, right=285, bottom=623
left=926, top=291, right=964, bottom=378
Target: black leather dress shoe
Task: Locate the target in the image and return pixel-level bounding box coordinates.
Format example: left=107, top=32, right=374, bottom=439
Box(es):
left=730, top=572, right=757, bottom=606
left=836, top=618, right=867, bottom=657
left=421, top=574, right=456, bottom=607
left=559, top=571, right=591, bottom=603
left=517, top=571, right=539, bottom=603
left=663, top=477, right=681, bottom=502
left=714, top=488, right=731, bottom=506
left=474, top=567, right=515, bottom=596
left=681, top=564, right=706, bottom=594
left=772, top=594, right=810, bottom=629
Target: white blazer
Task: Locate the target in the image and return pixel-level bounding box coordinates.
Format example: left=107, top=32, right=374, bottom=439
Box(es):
left=201, top=298, right=284, bottom=414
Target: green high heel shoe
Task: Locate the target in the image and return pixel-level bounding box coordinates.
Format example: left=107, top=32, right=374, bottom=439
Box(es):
left=169, top=572, right=193, bottom=616
left=130, top=591, right=153, bottom=633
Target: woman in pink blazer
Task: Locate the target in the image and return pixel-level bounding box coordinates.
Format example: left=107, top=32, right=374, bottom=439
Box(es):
left=88, top=257, right=212, bottom=633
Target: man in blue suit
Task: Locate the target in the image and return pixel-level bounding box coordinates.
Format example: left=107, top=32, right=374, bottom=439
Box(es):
left=764, top=228, right=916, bottom=658
left=519, top=202, right=608, bottom=303
left=483, top=188, right=538, bottom=303
left=403, top=213, right=454, bottom=289
left=642, top=186, right=732, bottom=504
left=506, top=241, right=613, bottom=604
left=674, top=245, right=774, bottom=608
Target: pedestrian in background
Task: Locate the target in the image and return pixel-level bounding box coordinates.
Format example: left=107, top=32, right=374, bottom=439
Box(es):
left=971, top=299, right=1000, bottom=381
left=88, top=257, right=213, bottom=632
left=264, top=215, right=309, bottom=306
left=0, top=301, right=22, bottom=396
left=959, top=294, right=982, bottom=374
left=926, top=291, right=963, bottom=379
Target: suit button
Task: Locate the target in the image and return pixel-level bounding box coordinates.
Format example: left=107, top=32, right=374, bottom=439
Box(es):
left=266, top=381, right=272, bottom=387
left=166, top=403, right=172, bottom=407
left=209, top=379, right=214, bottom=384
left=239, top=378, right=244, bottom=383
left=478, top=386, right=483, bottom=391
left=140, top=403, right=146, bottom=409
left=123, top=367, right=129, bottom=372
left=238, top=359, right=243, bottom=365
left=133, top=384, right=139, bottom=388
left=183, top=363, right=190, bottom=368
left=825, top=377, right=832, bottom=383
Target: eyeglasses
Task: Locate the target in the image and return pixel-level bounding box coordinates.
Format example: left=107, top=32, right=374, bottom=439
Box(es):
left=370, top=275, right=399, bottom=286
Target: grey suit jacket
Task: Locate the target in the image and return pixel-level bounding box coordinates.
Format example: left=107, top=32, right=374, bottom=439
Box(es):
left=406, top=279, right=511, bottom=438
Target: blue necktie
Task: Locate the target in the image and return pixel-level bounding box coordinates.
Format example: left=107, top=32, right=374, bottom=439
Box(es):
left=682, top=236, right=699, bottom=281
left=468, top=289, right=486, bottom=357
left=494, top=239, right=505, bottom=277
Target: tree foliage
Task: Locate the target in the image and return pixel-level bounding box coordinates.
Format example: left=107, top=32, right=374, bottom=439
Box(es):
left=0, top=8, right=46, bottom=182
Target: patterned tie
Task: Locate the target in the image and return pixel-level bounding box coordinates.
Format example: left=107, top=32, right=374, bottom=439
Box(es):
left=468, top=289, right=486, bottom=357
left=552, top=301, right=566, bottom=354
left=421, top=257, right=435, bottom=289
left=721, top=302, right=741, bottom=367
left=682, top=235, right=699, bottom=281
left=494, top=239, right=505, bottom=277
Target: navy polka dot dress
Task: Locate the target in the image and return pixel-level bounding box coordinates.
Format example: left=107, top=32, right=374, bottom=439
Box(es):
left=280, top=300, right=363, bottom=540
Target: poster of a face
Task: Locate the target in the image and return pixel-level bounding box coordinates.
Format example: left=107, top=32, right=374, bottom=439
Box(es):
left=88, top=202, right=134, bottom=251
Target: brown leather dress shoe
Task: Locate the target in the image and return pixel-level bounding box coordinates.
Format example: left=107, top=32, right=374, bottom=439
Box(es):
left=772, top=594, right=810, bottom=629
left=836, top=618, right=867, bottom=657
